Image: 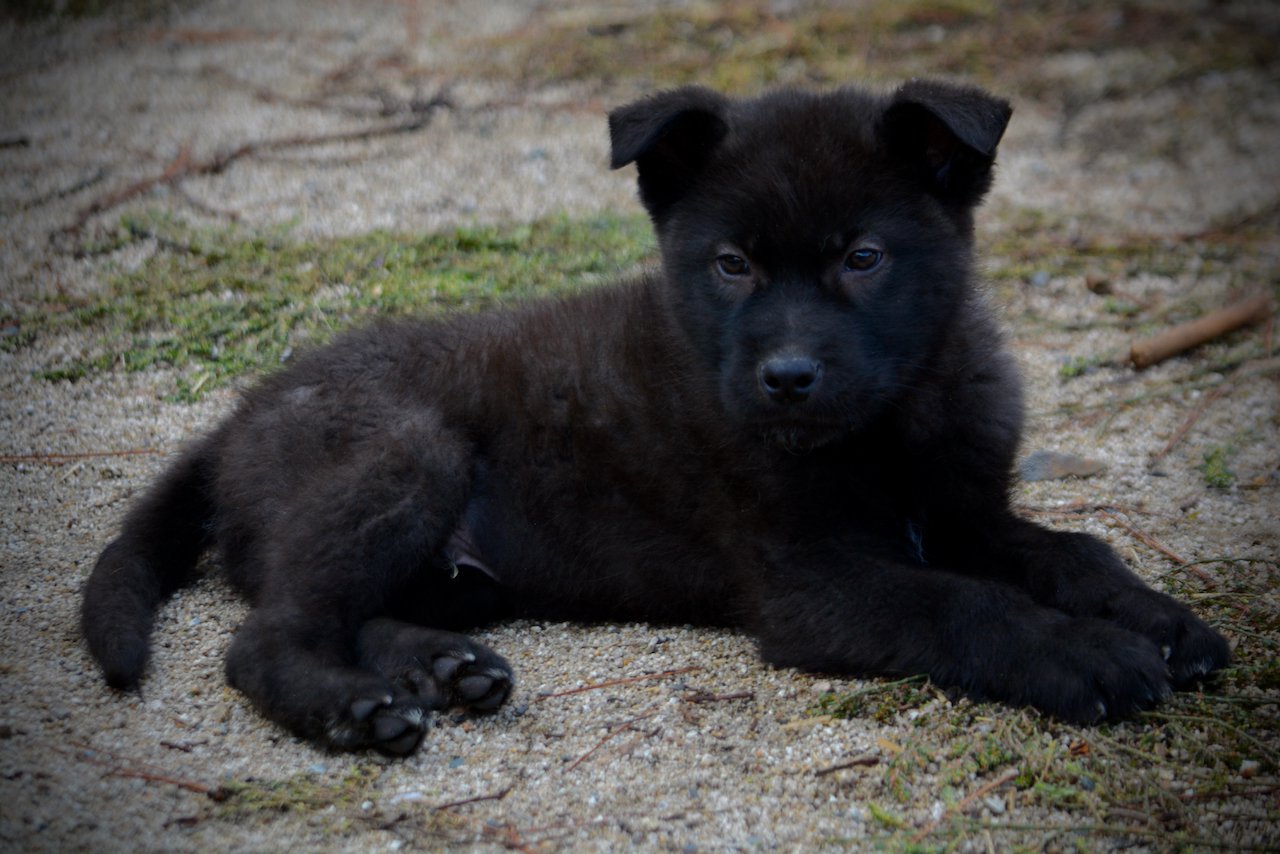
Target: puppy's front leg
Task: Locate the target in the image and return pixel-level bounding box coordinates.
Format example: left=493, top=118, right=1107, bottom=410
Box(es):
left=977, top=515, right=1230, bottom=687
left=752, top=539, right=1172, bottom=723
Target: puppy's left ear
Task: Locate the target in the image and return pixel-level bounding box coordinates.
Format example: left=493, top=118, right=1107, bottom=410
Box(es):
left=885, top=79, right=1012, bottom=208
left=609, top=86, right=730, bottom=221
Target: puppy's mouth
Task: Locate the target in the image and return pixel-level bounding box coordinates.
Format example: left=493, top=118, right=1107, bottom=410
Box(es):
left=756, top=418, right=848, bottom=453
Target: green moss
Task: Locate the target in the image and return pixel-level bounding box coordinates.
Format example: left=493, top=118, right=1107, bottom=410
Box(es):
left=1101, top=297, right=1141, bottom=318
left=217, top=764, right=382, bottom=818
left=1199, top=444, right=1236, bottom=489
left=811, top=675, right=930, bottom=723
left=19, top=211, right=654, bottom=401
left=1058, top=354, right=1106, bottom=380
left=867, top=801, right=907, bottom=830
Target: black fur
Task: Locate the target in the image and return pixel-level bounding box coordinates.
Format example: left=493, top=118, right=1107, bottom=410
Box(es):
left=82, top=82, right=1229, bottom=754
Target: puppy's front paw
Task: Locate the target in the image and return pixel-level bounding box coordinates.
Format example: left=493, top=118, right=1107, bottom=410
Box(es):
left=1106, top=588, right=1230, bottom=686
left=1011, top=619, right=1172, bottom=724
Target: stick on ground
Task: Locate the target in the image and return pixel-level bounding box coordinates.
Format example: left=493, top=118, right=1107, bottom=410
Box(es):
left=1130, top=294, right=1273, bottom=369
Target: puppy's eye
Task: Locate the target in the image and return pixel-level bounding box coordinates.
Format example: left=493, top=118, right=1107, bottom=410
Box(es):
left=716, top=254, right=750, bottom=277
left=843, top=247, right=883, bottom=272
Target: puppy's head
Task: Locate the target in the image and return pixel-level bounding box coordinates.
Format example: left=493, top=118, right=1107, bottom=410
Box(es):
left=610, top=81, right=1011, bottom=451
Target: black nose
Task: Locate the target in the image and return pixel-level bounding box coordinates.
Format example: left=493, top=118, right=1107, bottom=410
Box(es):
left=759, top=356, right=823, bottom=404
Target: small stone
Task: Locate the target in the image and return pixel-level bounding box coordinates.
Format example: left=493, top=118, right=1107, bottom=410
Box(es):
left=1020, top=450, right=1106, bottom=482
left=1085, top=271, right=1112, bottom=294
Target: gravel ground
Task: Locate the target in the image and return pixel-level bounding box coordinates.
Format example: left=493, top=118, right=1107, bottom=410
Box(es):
left=2, top=2, right=1278, bottom=851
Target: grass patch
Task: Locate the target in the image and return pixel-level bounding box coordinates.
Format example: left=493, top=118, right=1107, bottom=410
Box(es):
left=213, top=764, right=472, bottom=841
left=1200, top=444, right=1237, bottom=489
left=866, top=801, right=908, bottom=830
left=813, top=675, right=932, bottom=724
left=217, top=765, right=383, bottom=818
left=1058, top=353, right=1110, bottom=381
left=810, top=548, right=1279, bottom=850
left=17, top=211, right=654, bottom=401
left=981, top=207, right=1246, bottom=294
left=466, top=1, right=1276, bottom=95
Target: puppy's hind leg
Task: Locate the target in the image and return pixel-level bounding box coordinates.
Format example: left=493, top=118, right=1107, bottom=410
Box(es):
left=223, top=411, right=488, bottom=754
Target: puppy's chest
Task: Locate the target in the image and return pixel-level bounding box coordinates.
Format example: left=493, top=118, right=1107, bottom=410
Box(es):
left=474, top=431, right=911, bottom=577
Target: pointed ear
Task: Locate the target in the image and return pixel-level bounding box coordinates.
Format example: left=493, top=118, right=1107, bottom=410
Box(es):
left=884, top=79, right=1012, bottom=207
left=608, top=86, right=730, bottom=220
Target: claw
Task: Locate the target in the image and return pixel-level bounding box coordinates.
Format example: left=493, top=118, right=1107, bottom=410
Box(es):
left=1161, top=644, right=1172, bottom=661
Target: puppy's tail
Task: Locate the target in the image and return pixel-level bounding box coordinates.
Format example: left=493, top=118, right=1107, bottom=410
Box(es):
left=81, top=438, right=218, bottom=690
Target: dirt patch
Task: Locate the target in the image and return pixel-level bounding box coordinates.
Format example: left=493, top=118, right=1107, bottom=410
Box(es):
left=1, top=1, right=1277, bottom=850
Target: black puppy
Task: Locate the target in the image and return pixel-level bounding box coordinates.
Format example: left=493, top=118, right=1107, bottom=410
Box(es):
left=82, top=81, right=1229, bottom=754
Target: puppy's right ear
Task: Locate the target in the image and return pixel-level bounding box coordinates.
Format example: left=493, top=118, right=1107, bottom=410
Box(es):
left=609, top=87, right=730, bottom=220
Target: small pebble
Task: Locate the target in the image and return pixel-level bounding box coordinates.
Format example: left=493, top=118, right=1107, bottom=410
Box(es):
left=1085, top=272, right=1112, bottom=294
left=1020, top=450, right=1106, bottom=482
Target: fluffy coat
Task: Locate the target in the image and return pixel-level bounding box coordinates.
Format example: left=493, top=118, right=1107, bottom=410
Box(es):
left=82, top=81, right=1229, bottom=754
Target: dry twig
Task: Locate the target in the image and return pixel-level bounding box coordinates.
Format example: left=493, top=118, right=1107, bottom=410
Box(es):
left=1152, top=386, right=1228, bottom=463
left=1098, top=511, right=1192, bottom=568
left=1, top=448, right=162, bottom=465
left=536, top=666, right=700, bottom=701
left=814, top=754, right=879, bottom=777
left=564, top=708, right=659, bottom=773
left=60, top=103, right=448, bottom=235
left=1130, top=294, right=1273, bottom=369
left=682, top=690, right=754, bottom=704
left=910, top=767, right=1020, bottom=843
left=1020, top=500, right=1150, bottom=519
left=59, top=742, right=229, bottom=801
left=433, top=785, right=514, bottom=811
